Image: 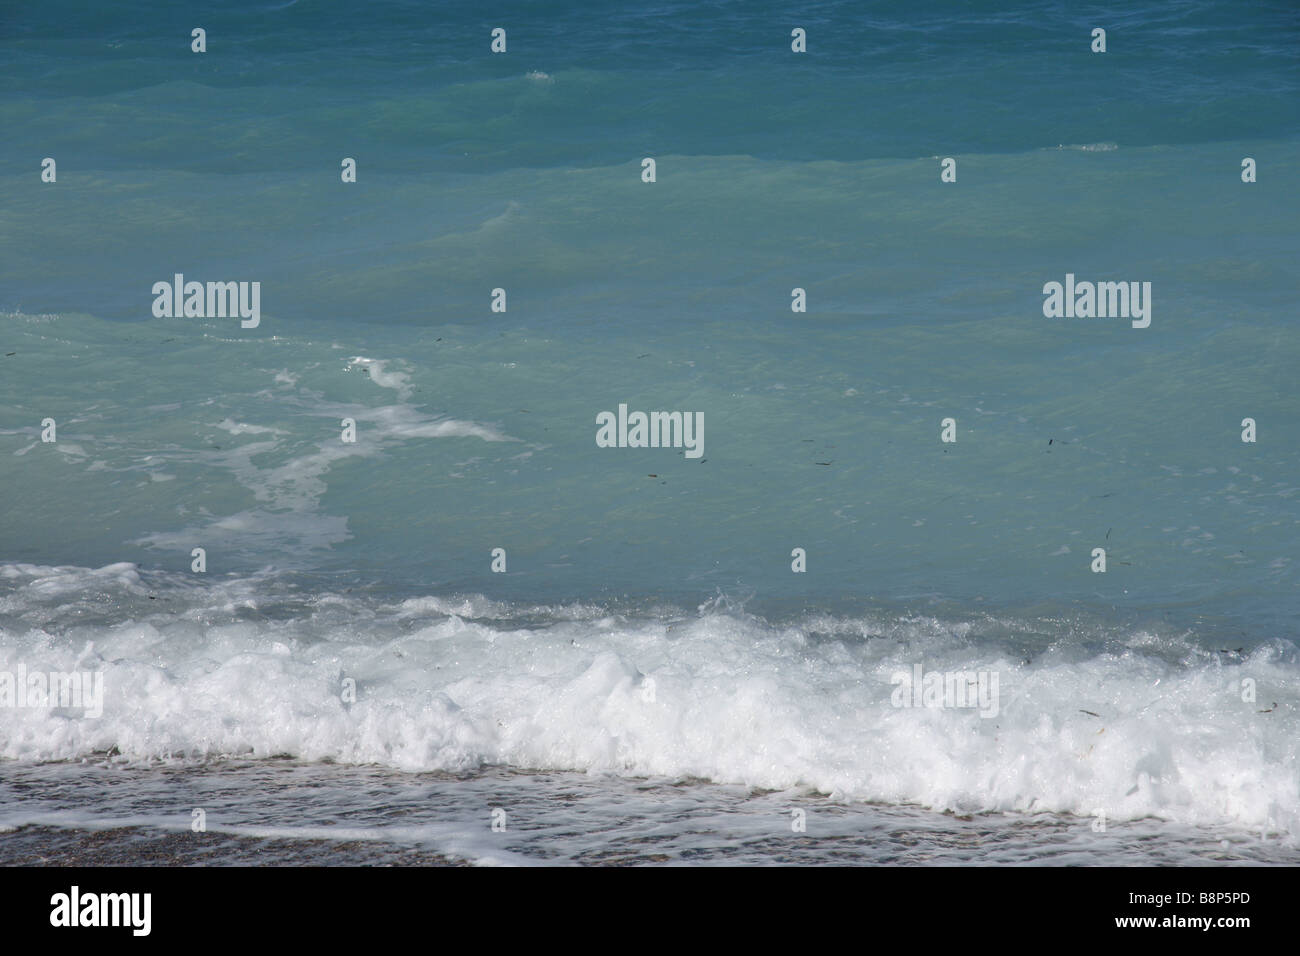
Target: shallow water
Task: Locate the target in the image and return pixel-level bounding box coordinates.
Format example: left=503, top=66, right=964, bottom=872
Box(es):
left=3, top=761, right=1296, bottom=866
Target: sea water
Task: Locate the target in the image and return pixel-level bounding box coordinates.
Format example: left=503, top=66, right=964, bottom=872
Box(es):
left=1, top=0, right=1298, bottom=863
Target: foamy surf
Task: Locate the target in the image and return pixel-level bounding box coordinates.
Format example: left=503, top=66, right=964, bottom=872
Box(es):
left=1, top=563, right=1296, bottom=846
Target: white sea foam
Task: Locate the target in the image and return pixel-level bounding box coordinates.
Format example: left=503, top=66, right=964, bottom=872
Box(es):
left=1051, top=142, right=1119, bottom=151
left=1, top=563, right=1296, bottom=840
left=124, top=363, right=516, bottom=559
left=212, top=418, right=284, bottom=436
left=346, top=356, right=413, bottom=398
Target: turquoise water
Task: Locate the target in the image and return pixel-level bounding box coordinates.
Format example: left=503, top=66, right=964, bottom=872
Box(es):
left=1, top=1, right=1298, bottom=857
